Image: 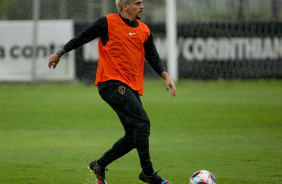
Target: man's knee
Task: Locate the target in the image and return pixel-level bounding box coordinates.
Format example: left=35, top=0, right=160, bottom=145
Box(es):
left=134, top=119, right=151, bottom=137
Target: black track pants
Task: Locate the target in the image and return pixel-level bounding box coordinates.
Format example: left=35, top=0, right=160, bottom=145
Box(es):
left=97, top=85, right=153, bottom=173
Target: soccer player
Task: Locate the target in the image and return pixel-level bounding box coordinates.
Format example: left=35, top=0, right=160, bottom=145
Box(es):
left=48, top=0, right=176, bottom=183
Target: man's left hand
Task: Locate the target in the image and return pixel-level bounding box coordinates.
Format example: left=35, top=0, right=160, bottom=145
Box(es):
left=162, top=71, right=177, bottom=97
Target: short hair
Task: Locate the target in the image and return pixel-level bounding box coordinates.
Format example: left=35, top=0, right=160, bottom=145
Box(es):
left=115, top=0, right=134, bottom=12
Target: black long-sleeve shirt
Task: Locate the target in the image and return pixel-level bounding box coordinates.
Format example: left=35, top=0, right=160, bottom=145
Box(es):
left=63, top=14, right=166, bottom=91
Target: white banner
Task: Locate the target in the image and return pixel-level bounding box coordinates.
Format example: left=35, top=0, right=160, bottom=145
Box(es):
left=0, top=20, right=75, bottom=81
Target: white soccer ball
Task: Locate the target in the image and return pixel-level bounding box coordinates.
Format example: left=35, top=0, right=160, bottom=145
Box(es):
left=189, top=170, right=216, bottom=184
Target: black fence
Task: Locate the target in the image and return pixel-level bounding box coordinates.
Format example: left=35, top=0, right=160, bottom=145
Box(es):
left=74, top=21, right=282, bottom=82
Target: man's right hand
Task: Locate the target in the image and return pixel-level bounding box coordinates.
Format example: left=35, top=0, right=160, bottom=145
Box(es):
left=48, top=53, right=60, bottom=69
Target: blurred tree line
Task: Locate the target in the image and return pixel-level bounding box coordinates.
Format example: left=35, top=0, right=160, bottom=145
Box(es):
left=0, top=0, right=281, bottom=22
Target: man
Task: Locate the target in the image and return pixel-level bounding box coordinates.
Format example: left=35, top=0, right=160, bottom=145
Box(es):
left=48, top=0, right=176, bottom=183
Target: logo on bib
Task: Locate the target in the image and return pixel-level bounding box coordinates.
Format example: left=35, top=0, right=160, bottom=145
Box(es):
left=129, top=32, right=137, bottom=36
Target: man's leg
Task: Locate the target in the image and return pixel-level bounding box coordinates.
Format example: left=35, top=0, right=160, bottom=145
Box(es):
left=97, top=85, right=153, bottom=174
left=96, top=132, right=135, bottom=168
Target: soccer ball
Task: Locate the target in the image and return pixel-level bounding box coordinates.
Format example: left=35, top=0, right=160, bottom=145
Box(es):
left=189, top=170, right=216, bottom=184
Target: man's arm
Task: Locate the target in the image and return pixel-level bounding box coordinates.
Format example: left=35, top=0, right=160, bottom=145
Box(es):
left=144, top=34, right=166, bottom=75
left=48, top=16, right=108, bottom=69
left=144, top=34, right=177, bottom=97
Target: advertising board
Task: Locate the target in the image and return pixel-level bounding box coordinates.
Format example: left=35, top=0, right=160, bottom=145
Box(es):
left=0, top=20, right=75, bottom=81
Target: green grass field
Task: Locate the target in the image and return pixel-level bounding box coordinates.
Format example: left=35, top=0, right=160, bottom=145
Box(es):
left=0, top=79, right=281, bottom=184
